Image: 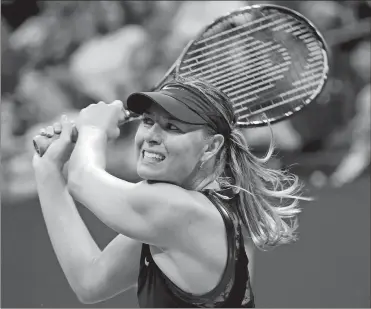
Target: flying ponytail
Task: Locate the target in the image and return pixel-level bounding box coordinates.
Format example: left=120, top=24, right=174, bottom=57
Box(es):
left=224, top=127, right=307, bottom=250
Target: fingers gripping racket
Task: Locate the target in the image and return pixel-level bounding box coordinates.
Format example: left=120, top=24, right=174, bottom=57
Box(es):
left=34, top=4, right=329, bottom=156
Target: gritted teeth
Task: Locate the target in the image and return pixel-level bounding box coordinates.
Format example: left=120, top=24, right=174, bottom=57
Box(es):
left=143, top=150, right=165, bottom=161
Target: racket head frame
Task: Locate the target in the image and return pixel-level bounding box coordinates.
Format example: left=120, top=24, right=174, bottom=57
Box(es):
left=172, top=3, right=331, bottom=128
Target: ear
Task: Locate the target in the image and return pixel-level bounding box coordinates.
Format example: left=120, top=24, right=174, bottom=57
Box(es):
left=201, top=134, right=225, bottom=163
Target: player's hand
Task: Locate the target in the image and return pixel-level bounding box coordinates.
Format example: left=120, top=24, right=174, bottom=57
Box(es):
left=32, top=115, right=76, bottom=172
left=76, top=100, right=128, bottom=141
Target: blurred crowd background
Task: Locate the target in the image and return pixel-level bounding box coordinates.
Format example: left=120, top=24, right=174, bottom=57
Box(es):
left=1, top=0, right=370, bottom=202
left=1, top=1, right=370, bottom=308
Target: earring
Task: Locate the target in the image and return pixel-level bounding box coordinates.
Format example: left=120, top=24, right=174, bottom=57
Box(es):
left=199, top=161, right=205, bottom=170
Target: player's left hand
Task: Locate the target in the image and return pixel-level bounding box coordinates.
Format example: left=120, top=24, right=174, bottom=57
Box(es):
left=32, top=115, right=76, bottom=172
left=77, top=100, right=129, bottom=141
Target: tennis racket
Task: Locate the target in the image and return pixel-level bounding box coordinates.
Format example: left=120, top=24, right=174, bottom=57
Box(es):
left=34, top=3, right=329, bottom=157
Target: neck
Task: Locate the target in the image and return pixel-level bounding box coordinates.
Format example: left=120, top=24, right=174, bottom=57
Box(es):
left=182, top=161, right=220, bottom=192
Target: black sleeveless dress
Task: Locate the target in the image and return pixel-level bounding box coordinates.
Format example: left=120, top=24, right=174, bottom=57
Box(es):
left=137, top=190, right=255, bottom=308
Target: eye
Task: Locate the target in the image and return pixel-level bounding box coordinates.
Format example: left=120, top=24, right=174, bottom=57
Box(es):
left=167, top=123, right=181, bottom=131
left=142, top=116, right=154, bottom=126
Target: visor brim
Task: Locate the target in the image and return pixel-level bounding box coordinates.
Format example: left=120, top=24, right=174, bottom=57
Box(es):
left=127, top=92, right=207, bottom=125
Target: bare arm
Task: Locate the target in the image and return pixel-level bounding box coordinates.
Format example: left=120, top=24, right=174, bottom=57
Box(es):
left=34, top=162, right=141, bottom=304
left=68, top=127, right=203, bottom=248
left=78, top=234, right=142, bottom=304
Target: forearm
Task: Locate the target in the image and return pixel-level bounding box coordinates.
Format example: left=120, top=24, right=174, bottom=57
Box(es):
left=34, top=163, right=101, bottom=295
left=71, top=127, right=108, bottom=171
left=68, top=162, right=137, bottom=235
left=68, top=127, right=132, bottom=232
left=67, top=127, right=157, bottom=242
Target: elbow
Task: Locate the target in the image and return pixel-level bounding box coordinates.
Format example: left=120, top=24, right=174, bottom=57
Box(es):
left=76, top=292, right=98, bottom=305
left=77, top=294, right=101, bottom=305
left=67, top=265, right=103, bottom=304
left=73, top=280, right=102, bottom=305
left=72, top=263, right=121, bottom=305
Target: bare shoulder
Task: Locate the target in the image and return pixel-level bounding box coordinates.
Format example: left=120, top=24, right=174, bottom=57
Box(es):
left=132, top=182, right=225, bottom=247
left=132, top=180, right=198, bottom=200
left=129, top=181, right=209, bottom=219
left=125, top=181, right=220, bottom=247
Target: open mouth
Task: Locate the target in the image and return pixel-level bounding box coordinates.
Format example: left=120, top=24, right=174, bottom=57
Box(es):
left=142, top=150, right=166, bottom=162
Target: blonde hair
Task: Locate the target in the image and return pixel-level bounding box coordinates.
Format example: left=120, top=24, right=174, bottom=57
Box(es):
left=167, top=76, right=310, bottom=251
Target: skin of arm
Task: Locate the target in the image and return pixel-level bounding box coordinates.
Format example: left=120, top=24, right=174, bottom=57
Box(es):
left=34, top=161, right=142, bottom=304
left=68, top=126, right=205, bottom=248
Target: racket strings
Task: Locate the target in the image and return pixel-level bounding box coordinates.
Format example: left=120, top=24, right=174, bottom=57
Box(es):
left=178, top=7, right=327, bottom=125
left=182, top=25, right=287, bottom=87
left=182, top=17, right=288, bottom=72
left=233, top=13, right=324, bottom=119
left=182, top=42, right=282, bottom=79
left=187, top=15, right=291, bottom=56
left=195, top=12, right=281, bottom=45
left=251, top=13, right=309, bottom=100
left=182, top=12, right=290, bottom=77
left=225, top=13, right=304, bottom=101
left=181, top=39, right=270, bottom=71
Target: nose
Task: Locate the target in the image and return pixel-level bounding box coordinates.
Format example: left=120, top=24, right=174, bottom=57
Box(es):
left=144, top=122, right=163, bottom=145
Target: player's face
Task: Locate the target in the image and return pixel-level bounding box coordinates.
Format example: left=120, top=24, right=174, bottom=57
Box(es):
left=135, top=103, right=208, bottom=188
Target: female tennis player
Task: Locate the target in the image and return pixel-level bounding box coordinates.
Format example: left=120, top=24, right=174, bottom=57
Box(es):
left=32, top=77, right=304, bottom=308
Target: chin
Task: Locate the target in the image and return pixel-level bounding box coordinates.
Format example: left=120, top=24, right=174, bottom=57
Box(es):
left=137, top=165, right=183, bottom=186
left=137, top=164, right=164, bottom=181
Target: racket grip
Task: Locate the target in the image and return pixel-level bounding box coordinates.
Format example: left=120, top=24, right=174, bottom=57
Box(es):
left=33, top=125, right=79, bottom=157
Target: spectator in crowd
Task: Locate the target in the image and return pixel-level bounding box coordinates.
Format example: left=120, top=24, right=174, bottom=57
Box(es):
left=330, top=40, right=370, bottom=186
